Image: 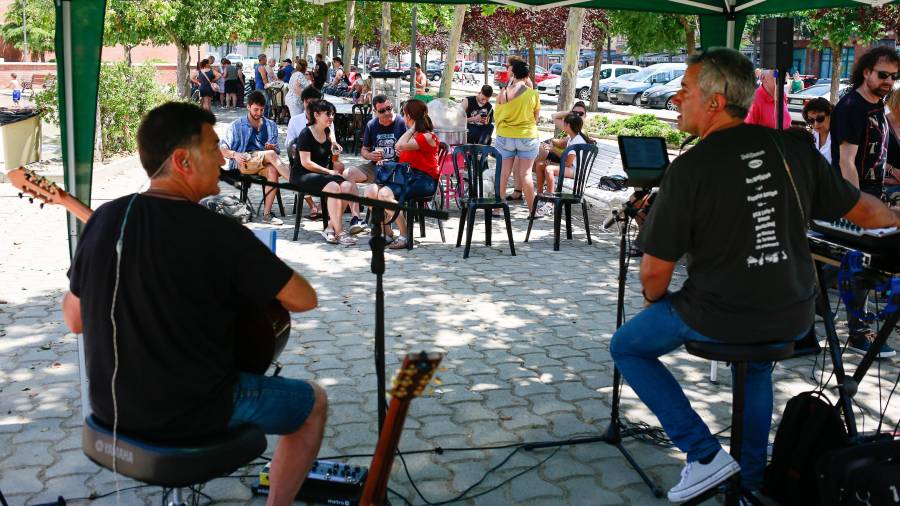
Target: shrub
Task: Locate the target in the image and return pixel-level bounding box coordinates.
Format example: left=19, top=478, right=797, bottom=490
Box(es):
left=587, top=113, right=691, bottom=147
left=34, top=62, right=175, bottom=159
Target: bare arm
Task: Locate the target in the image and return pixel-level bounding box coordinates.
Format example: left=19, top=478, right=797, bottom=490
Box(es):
left=844, top=192, right=900, bottom=229
left=838, top=142, right=861, bottom=188
left=395, top=128, right=420, bottom=151
left=299, top=150, right=336, bottom=175
left=276, top=273, right=318, bottom=313
left=639, top=253, right=676, bottom=304
left=62, top=292, right=82, bottom=333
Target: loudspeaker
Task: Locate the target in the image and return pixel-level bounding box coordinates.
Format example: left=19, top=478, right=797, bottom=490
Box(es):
left=760, top=18, right=793, bottom=70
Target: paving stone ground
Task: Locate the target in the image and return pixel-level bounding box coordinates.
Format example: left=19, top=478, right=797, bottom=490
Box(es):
left=1, top=108, right=897, bottom=505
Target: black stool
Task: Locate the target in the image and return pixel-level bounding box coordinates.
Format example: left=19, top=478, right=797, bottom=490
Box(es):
left=82, top=415, right=266, bottom=505
left=682, top=340, right=795, bottom=506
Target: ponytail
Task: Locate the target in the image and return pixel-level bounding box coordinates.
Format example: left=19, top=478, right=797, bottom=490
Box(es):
left=402, top=99, right=433, bottom=133
left=564, top=112, right=595, bottom=145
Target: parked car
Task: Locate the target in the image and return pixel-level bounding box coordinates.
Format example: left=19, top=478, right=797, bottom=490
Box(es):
left=787, top=83, right=851, bottom=123
left=598, top=72, right=644, bottom=102
left=224, top=53, right=244, bottom=64
left=814, top=77, right=851, bottom=86
left=537, top=64, right=641, bottom=100
left=426, top=62, right=443, bottom=81
left=493, top=64, right=554, bottom=88
left=549, top=63, right=563, bottom=75
left=607, top=63, right=687, bottom=105
left=463, top=61, right=481, bottom=73
left=487, top=61, right=506, bottom=73
left=639, top=75, right=682, bottom=110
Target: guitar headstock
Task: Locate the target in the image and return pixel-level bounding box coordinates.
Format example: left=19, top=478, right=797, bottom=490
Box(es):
left=390, top=351, right=443, bottom=400
left=7, top=167, right=64, bottom=208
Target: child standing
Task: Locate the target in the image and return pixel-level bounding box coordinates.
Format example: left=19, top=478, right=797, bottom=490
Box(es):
left=8, top=73, right=21, bottom=107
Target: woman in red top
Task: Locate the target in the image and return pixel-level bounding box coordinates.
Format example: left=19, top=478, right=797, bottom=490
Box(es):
left=364, top=99, right=439, bottom=249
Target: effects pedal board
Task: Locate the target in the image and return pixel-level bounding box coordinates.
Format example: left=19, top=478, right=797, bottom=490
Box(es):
left=252, top=460, right=369, bottom=506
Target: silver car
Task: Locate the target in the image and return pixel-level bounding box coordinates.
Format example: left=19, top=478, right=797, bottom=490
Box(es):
left=787, top=83, right=850, bottom=123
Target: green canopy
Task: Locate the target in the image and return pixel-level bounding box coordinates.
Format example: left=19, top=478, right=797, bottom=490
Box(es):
left=55, top=0, right=900, bottom=255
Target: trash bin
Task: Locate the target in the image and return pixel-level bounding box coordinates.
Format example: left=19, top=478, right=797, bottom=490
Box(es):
left=0, top=108, right=41, bottom=169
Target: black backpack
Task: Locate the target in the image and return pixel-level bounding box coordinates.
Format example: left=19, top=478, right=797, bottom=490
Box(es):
left=763, top=390, right=849, bottom=505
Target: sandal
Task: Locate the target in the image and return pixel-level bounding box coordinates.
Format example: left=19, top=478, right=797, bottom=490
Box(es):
left=506, top=190, right=523, bottom=201
left=305, top=209, right=322, bottom=220
left=389, top=235, right=408, bottom=249
left=323, top=229, right=339, bottom=244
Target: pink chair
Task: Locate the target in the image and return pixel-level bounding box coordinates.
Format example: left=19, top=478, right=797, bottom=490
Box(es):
left=438, top=145, right=465, bottom=209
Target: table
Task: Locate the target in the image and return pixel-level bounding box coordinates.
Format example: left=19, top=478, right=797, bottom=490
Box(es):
left=323, top=94, right=354, bottom=115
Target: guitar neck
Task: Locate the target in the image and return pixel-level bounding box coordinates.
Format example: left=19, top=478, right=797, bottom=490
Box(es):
left=55, top=191, right=92, bottom=223
left=358, top=397, right=414, bottom=506
left=7, top=167, right=93, bottom=223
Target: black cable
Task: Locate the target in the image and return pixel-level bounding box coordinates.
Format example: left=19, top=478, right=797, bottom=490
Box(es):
left=60, top=484, right=152, bottom=503
left=0, top=488, right=8, bottom=506
left=875, top=369, right=900, bottom=436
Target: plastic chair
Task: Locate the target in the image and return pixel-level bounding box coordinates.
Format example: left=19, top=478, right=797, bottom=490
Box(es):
left=350, top=104, right=372, bottom=155
left=682, top=340, right=795, bottom=506
left=525, top=144, right=599, bottom=251
left=452, top=145, right=515, bottom=259
left=83, top=415, right=266, bottom=505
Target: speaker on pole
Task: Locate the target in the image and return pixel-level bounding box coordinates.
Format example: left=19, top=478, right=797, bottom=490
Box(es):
left=759, top=18, right=793, bottom=71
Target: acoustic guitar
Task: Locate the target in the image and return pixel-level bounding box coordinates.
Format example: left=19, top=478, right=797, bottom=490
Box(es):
left=8, top=167, right=290, bottom=374
left=359, top=351, right=443, bottom=506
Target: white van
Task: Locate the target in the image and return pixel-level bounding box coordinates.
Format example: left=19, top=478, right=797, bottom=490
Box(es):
left=537, top=64, right=642, bottom=100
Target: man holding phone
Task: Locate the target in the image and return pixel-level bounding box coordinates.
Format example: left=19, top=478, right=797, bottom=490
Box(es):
left=464, top=85, right=494, bottom=144
left=220, top=90, right=291, bottom=225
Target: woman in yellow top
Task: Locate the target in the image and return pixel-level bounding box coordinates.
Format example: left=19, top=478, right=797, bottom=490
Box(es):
left=495, top=60, right=541, bottom=214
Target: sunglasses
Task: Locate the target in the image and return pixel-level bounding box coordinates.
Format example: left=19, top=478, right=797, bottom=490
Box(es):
left=572, top=111, right=585, bottom=117
left=876, top=70, right=900, bottom=81
left=377, top=105, right=393, bottom=114
left=806, top=115, right=826, bottom=125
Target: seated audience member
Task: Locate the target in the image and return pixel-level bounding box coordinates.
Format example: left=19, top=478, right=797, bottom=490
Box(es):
left=344, top=95, right=407, bottom=184
left=64, top=102, right=327, bottom=506
left=533, top=112, right=596, bottom=216
left=286, top=86, right=326, bottom=220
left=364, top=99, right=440, bottom=249
left=464, top=85, right=495, bottom=144
left=802, top=97, right=833, bottom=164
left=529, top=101, right=588, bottom=199
left=290, top=100, right=363, bottom=244
left=323, top=57, right=349, bottom=96
left=220, top=90, right=289, bottom=225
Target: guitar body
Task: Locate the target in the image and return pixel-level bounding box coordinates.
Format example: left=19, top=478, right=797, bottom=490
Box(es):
left=8, top=167, right=290, bottom=373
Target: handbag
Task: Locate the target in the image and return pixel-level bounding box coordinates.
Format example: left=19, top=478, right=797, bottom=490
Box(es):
left=201, top=70, right=220, bottom=92
left=375, top=162, right=412, bottom=187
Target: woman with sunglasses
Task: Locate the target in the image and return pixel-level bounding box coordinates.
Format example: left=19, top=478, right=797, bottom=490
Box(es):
left=802, top=97, right=833, bottom=164
left=291, top=100, right=361, bottom=246
left=364, top=99, right=440, bottom=250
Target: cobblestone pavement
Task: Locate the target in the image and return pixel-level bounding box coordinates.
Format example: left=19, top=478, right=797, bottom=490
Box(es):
left=1, top=109, right=898, bottom=505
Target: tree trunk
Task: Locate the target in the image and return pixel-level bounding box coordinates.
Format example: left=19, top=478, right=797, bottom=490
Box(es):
left=559, top=7, right=586, bottom=114
left=589, top=41, right=603, bottom=112
left=830, top=43, right=842, bottom=104
left=353, top=45, right=360, bottom=67
left=484, top=50, right=490, bottom=83
left=528, top=44, right=536, bottom=83
left=343, top=0, right=356, bottom=63
left=680, top=16, right=696, bottom=56
left=299, top=34, right=306, bottom=60
left=380, top=3, right=391, bottom=68
left=124, top=45, right=133, bottom=67
left=322, top=17, right=330, bottom=59
left=280, top=37, right=291, bottom=63
left=440, top=4, right=465, bottom=98
left=176, top=41, right=191, bottom=99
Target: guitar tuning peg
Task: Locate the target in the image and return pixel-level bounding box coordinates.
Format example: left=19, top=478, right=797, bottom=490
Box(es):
left=28, top=197, right=34, bottom=204
left=17, top=192, right=23, bottom=198
left=39, top=203, right=44, bottom=209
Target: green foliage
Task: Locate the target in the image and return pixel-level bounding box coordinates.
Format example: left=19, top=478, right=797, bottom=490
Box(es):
left=0, top=0, right=55, bottom=58
left=36, top=63, right=174, bottom=157
left=589, top=114, right=690, bottom=146
left=804, top=8, right=883, bottom=52
left=608, top=11, right=687, bottom=57
left=104, top=0, right=175, bottom=48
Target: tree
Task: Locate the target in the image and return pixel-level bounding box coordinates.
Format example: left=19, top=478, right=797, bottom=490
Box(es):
left=583, top=9, right=609, bottom=112
left=104, top=0, right=175, bottom=66
left=558, top=8, right=586, bottom=114
left=442, top=5, right=467, bottom=98
left=608, top=11, right=697, bottom=61
left=495, top=7, right=569, bottom=82
left=0, top=0, right=55, bottom=61
left=380, top=3, right=391, bottom=67
left=805, top=8, right=884, bottom=102
left=462, top=6, right=502, bottom=83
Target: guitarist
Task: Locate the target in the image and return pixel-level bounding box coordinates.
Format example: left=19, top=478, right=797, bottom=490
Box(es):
left=61, top=102, right=327, bottom=506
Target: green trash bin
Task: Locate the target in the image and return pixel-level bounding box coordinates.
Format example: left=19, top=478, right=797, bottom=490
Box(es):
left=413, top=94, right=435, bottom=103
left=0, top=108, right=41, bottom=169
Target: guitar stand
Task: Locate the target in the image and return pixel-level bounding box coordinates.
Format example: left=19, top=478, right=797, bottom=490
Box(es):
left=523, top=206, right=664, bottom=499
left=321, top=191, right=448, bottom=432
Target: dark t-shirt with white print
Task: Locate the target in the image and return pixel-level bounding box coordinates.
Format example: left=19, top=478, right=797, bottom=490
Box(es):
left=830, top=90, right=889, bottom=196
left=362, top=116, right=407, bottom=162
left=638, top=124, right=860, bottom=343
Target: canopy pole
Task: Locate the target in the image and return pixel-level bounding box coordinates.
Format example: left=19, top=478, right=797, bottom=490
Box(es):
left=725, top=0, right=736, bottom=49
left=410, top=5, right=417, bottom=97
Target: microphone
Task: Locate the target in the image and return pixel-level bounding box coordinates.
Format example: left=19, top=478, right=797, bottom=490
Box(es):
left=603, top=209, right=619, bottom=230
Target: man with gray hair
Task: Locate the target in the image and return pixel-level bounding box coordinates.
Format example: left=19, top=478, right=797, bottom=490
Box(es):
left=608, top=48, right=899, bottom=503
left=745, top=69, right=791, bottom=129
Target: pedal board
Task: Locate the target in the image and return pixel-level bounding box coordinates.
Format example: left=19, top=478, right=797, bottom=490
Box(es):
left=252, top=460, right=369, bottom=506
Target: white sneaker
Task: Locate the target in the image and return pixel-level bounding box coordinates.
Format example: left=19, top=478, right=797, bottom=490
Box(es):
left=667, top=449, right=740, bottom=503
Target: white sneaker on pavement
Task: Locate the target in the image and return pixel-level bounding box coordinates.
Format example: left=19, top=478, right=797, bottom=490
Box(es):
left=667, top=449, right=740, bottom=503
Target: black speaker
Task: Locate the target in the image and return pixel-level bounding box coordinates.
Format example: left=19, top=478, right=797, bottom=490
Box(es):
left=760, top=18, right=794, bottom=70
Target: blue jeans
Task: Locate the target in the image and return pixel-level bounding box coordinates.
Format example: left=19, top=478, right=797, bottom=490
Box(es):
left=228, top=373, right=316, bottom=435
left=610, top=298, right=804, bottom=490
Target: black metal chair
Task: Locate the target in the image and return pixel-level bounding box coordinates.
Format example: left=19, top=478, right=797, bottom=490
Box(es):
left=219, top=169, right=286, bottom=219
left=287, top=143, right=329, bottom=241
left=681, top=340, right=795, bottom=506
left=82, top=415, right=266, bottom=506
left=452, top=144, right=515, bottom=259
left=350, top=104, right=372, bottom=155
left=266, top=86, right=289, bottom=124
left=400, top=142, right=449, bottom=249
left=525, top=143, right=599, bottom=251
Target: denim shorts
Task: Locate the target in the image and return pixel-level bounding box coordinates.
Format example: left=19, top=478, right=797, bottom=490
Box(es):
left=494, top=135, right=540, bottom=160
left=227, top=372, right=316, bottom=435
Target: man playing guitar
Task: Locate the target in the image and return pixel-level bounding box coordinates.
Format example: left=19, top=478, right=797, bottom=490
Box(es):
left=61, top=102, right=327, bottom=506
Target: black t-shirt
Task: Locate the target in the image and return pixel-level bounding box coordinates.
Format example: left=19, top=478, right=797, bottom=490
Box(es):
left=314, top=61, right=328, bottom=89
left=68, top=195, right=293, bottom=442
left=830, top=90, right=889, bottom=196
left=639, top=124, right=860, bottom=343
left=291, top=126, right=332, bottom=184
left=465, top=96, right=493, bottom=122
